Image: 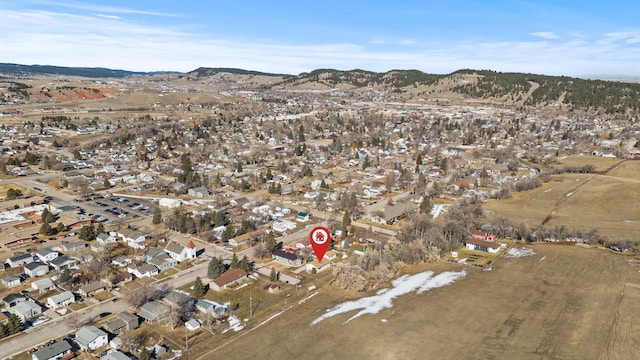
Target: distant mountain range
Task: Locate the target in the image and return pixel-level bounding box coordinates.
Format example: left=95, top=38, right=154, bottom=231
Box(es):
left=0, top=63, right=178, bottom=78
left=3, top=63, right=640, bottom=113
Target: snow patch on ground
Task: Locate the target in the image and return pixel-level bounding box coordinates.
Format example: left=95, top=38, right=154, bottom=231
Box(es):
left=310, top=270, right=466, bottom=326
left=504, top=247, right=536, bottom=258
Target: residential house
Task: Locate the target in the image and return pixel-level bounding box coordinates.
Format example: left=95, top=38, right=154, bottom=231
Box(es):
left=127, top=264, right=159, bottom=278
left=296, top=211, right=310, bottom=222
left=138, top=301, right=169, bottom=323
left=146, top=252, right=177, bottom=272
left=111, top=255, right=132, bottom=267
left=471, top=230, right=496, bottom=242
left=11, top=300, right=41, bottom=321
left=103, top=312, right=139, bottom=334
left=272, top=219, right=297, bottom=232
left=210, top=268, right=248, bottom=292
left=36, top=248, right=59, bottom=263
left=24, top=262, right=49, bottom=277
left=163, top=290, right=193, bottom=307
left=193, top=299, right=227, bottom=318
left=78, top=282, right=105, bottom=297
left=50, top=255, right=77, bottom=270
left=185, top=319, right=201, bottom=331
left=115, top=229, right=146, bottom=249
left=47, top=291, right=75, bottom=309
left=3, top=293, right=27, bottom=307
left=2, top=274, right=21, bottom=287
left=91, top=233, right=116, bottom=252
left=32, top=278, right=55, bottom=292
left=164, top=240, right=196, bottom=262
left=272, top=249, right=302, bottom=266
left=187, top=186, right=209, bottom=198
left=465, top=237, right=501, bottom=253
left=100, top=350, right=131, bottom=360
left=7, top=253, right=33, bottom=268
left=62, top=241, right=86, bottom=252
left=31, top=340, right=72, bottom=360
left=102, top=272, right=133, bottom=289
left=229, top=197, right=251, bottom=208
left=379, top=203, right=416, bottom=225
left=305, top=258, right=332, bottom=273
left=75, top=325, right=109, bottom=351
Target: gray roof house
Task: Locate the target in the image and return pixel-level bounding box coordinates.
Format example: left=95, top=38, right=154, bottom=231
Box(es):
left=36, top=247, right=59, bottom=263
left=138, top=301, right=169, bottom=323
left=103, top=312, right=139, bottom=334
left=6, top=253, right=33, bottom=268
left=78, top=282, right=105, bottom=297
left=24, top=262, right=49, bottom=277
left=32, top=278, right=55, bottom=292
left=31, top=340, right=72, bottom=360
left=50, top=255, right=77, bottom=270
left=2, top=274, right=21, bottom=287
left=75, top=325, right=109, bottom=351
left=47, top=291, right=75, bottom=309
left=188, top=186, right=209, bottom=198
left=3, top=293, right=27, bottom=307
left=101, top=350, right=132, bottom=360
left=11, top=300, right=41, bottom=321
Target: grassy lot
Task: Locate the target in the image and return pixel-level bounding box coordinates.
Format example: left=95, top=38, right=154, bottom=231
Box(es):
left=0, top=183, right=29, bottom=197
left=68, top=302, right=87, bottom=311
left=154, top=268, right=179, bottom=280
left=94, top=291, right=114, bottom=302
left=551, top=155, right=623, bottom=173
left=486, top=159, right=640, bottom=241
left=207, top=244, right=640, bottom=359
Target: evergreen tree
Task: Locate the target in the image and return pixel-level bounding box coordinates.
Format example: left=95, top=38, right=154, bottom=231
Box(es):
left=152, top=206, right=162, bottom=225
left=192, top=276, right=207, bottom=298
left=231, top=252, right=239, bottom=269
left=7, top=314, right=22, bottom=335
left=342, top=210, right=351, bottom=237
left=221, top=226, right=235, bottom=242
left=266, top=168, right=273, bottom=180
left=60, top=268, right=72, bottom=283
left=420, top=196, right=434, bottom=214
left=78, top=224, right=96, bottom=241
left=267, top=231, right=278, bottom=251
left=207, top=257, right=226, bottom=279
left=39, top=222, right=52, bottom=236
left=5, top=188, right=22, bottom=200
left=95, top=222, right=105, bottom=235
left=56, top=222, right=65, bottom=234
left=298, top=125, right=306, bottom=142
left=239, top=255, right=251, bottom=272
left=138, top=347, right=152, bottom=360
left=270, top=267, right=277, bottom=282
left=0, top=322, right=8, bottom=338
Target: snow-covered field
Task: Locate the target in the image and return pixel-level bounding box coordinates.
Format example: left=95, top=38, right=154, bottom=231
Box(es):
left=504, top=247, right=536, bottom=258
left=311, top=270, right=466, bottom=326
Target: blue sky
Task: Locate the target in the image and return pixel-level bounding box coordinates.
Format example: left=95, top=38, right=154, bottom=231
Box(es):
left=3, top=0, right=640, bottom=76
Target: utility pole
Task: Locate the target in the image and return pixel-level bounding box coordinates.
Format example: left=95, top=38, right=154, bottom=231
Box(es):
left=185, top=326, right=188, bottom=353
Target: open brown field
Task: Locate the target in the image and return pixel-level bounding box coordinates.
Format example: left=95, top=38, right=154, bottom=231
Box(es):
left=207, top=244, right=639, bottom=360
left=552, top=155, right=623, bottom=173
left=485, top=174, right=593, bottom=228
left=486, top=160, right=640, bottom=240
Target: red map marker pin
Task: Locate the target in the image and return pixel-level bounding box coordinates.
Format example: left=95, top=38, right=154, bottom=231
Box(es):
left=310, top=226, right=331, bottom=262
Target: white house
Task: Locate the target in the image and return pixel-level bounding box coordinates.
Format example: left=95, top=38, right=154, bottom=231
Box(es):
left=272, top=219, right=297, bottom=233
left=36, top=248, right=59, bottom=263
left=32, top=278, right=55, bottom=292
left=11, top=300, right=42, bottom=321
left=2, top=275, right=20, bottom=287
left=115, top=229, right=146, bottom=249
left=31, top=340, right=72, bottom=360
left=75, top=325, right=108, bottom=351
left=127, top=264, right=159, bottom=278
left=159, top=198, right=181, bottom=208
left=24, top=262, right=49, bottom=278
left=465, top=238, right=501, bottom=253
left=47, top=291, right=75, bottom=309
left=164, top=240, right=197, bottom=262
left=6, top=253, right=33, bottom=268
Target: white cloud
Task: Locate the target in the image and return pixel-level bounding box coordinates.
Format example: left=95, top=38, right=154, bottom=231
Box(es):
left=30, top=0, right=181, bottom=17
left=3, top=7, right=640, bottom=76
left=530, top=31, right=559, bottom=40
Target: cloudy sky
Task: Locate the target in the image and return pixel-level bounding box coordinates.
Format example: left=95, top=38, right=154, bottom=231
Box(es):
left=3, top=0, right=640, bottom=76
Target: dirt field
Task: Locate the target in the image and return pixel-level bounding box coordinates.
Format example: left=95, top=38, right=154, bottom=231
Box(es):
left=486, top=160, right=640, bottom=240
left=552, top=155, right=623, bottom=173
left=207, top=244, right=639, bottom=359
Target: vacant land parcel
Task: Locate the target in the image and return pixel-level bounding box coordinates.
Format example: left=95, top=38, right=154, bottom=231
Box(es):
left=209, top=244, right=638, bottom=359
